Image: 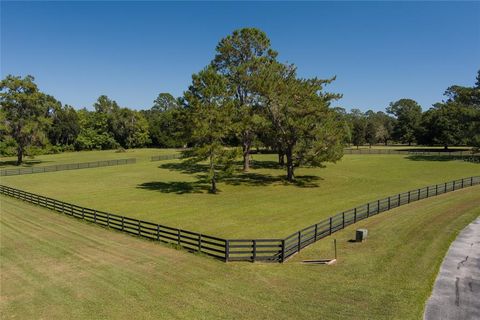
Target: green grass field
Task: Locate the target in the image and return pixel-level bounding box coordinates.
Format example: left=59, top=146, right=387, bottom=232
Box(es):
left=0, top=148, right=180, bottom=168
left=1, top=186, right=479, bottom=319
left=1, top=151, right=478, bottom=238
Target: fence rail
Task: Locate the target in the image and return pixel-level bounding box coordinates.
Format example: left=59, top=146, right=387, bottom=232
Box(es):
left=0, top=158, right=137, bottom=176
left=226, top=176, right=480, bottom=262
left=0, top=184, right=227, bottom=260
left=1, top=176, right=478, bottom=263
left=344, top=149, right=479, bottom=157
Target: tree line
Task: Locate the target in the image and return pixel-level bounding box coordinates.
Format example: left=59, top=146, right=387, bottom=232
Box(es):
left=1, top=28, right=479, bottom=192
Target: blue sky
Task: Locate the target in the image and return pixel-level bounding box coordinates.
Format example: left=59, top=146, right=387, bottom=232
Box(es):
left=1, top=1, right=479, bottom=111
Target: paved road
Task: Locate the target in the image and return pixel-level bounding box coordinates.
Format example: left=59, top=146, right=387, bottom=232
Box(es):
left=424, top=217, right=480, bottom=320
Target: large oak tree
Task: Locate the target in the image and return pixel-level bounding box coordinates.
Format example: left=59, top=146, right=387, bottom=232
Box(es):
left=0, top=75, right=52, bottom=164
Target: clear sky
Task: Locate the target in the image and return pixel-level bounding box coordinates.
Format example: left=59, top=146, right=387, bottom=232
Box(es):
left=1, top=1, right=479, bottom=112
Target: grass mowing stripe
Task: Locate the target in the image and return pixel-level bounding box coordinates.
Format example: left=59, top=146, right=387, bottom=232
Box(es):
left=1, top=187, right=479, bottom=319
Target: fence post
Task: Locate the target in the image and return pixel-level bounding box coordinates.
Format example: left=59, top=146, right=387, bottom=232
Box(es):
left=388, top=197, right=391, bottom=210
left=225, top=240, right=230, bottom=262
left=342, top=212, right=345, bottom=229
left=281, top=239, right=286, bottom=262
left=426, top=186, right=429, bottom=198
left=107, top=213, right=110, bottom=227
left=298, top=231, right=302, bottom=252
left=122, top=217, right=125, bottom=231
left=138, top=220, right=141, bottom=235
left=82, top=208, right=85, bottom=219
left=377, top=200, right=380, bottom=213
left=156, top=224, right=160, bottom=240
left=453, top=181, right=455, bottom=191
left=354, top=208, right=357, bottom=223
left=177, top=229, right=181, bottom=244
left=398, top=193, right=401, bottom=206
left=367, top=203, right=370, bottom=217
left=436, top=184, right=438, bottom=195
left=461, top=179, right=464, bottom=188
left=408, top=191, right=411, bottom=203
left=253, top=240, right=257, bottom=262
left=329, top=217, right=333, bottom=234
left=314, top=224, right=318, bottom=242
left=418, top=188, right=421, bottom=200
left=445, top=182, right=447, bottom=192
left=198, top=234, right=202, bottom=251
left=94, top=210, right=97, bottom=223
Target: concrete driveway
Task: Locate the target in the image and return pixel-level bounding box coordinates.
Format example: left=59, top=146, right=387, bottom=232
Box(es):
left=424, top=217, right=480, bottom=320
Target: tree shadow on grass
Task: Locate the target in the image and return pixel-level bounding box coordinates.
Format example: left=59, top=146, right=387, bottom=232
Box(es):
left=407, top=155, right=479, bottom=163
left=249, top=160, right=283, bottom=170
left=137, top=181, right=211, bottom=194
left=0, top=159, right=50, bottom=168
left=159, top=162, right=209, bottom=175
left=155, top=159, right=324, bottom=192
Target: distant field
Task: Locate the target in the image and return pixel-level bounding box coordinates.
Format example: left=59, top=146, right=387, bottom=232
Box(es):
left=0, top=148, right=180, bottom=168
left=1, top=151, right=478, bottom=238
left=1, top=187, right=479, bottom=319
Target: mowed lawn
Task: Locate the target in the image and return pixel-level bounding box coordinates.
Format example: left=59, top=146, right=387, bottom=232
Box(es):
left=1, top=153, right=479, bottom=238
left=0, top=148, right=180, bottom=168
left=1, top=187, right=479, bottom=319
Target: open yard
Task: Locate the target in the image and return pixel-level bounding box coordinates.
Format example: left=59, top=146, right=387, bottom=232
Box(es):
left=0, top=148, right=180, bottom=168
left=1, top=186, right=479, bottom=319
left=1, top=151, right=478, bottom=238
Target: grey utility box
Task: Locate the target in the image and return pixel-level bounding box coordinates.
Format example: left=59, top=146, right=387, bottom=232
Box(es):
left=356, top=229, right=368, bottom=242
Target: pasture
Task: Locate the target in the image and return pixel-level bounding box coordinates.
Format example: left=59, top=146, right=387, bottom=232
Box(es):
left=1, top=186, right=479, bottom=319
left=1, top=150, right=479, bottom=238
left=0, top=148, right=180, bottom=168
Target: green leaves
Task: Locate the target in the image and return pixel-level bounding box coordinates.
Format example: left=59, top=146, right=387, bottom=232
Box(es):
left=183, top=67, right=239, bottom=193
left=387, top=98, right=422, bottom=145
left=0, top=75, right=52, bottom=163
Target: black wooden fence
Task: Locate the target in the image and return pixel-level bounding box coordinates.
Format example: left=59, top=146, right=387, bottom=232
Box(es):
left=1, top=176, right=478, bottom=263
left=0, top=184, right=227, bottom=260
left=344, top=149, right=479, bottom=157
left=227, top=176, right=480, bottom=262
left=0, top=158, right=136, bottom=176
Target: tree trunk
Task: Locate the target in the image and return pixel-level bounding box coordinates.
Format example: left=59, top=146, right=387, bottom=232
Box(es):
left=285, top=147, right=294, bottom=182
left=278, top=146, right=285, bottom=166
left=16, top=145, right=23, bottom=165
left=242, top=143, right=251, bottom=172
left=209, top=155, right=217, bottom=193
left=278, top=153, right=285, bottom=166
left=444, top=145, right=448, bottom=150
left=211, top=176, right=217, bottom=194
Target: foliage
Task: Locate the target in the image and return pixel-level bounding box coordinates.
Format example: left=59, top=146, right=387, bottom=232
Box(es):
left=183, top=67, right=240, bottom=193
left=48, top=104, right=80, bottom=146
left=143, top=93, right=187, bottom=148
left=111, top=108, right=151, bottom=148
left=350, top=110, right=366, bottom=148
left=387, top=98, right=422, bottom=145
left=0, top=75, right=52, bottom=164
left=212, top=27, right=277, bottom=171
left=419, top=71, right=480, bottom=149
left=255, top=62, right=345, bottom=181
left=365, top=121, right=377, bottom=147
